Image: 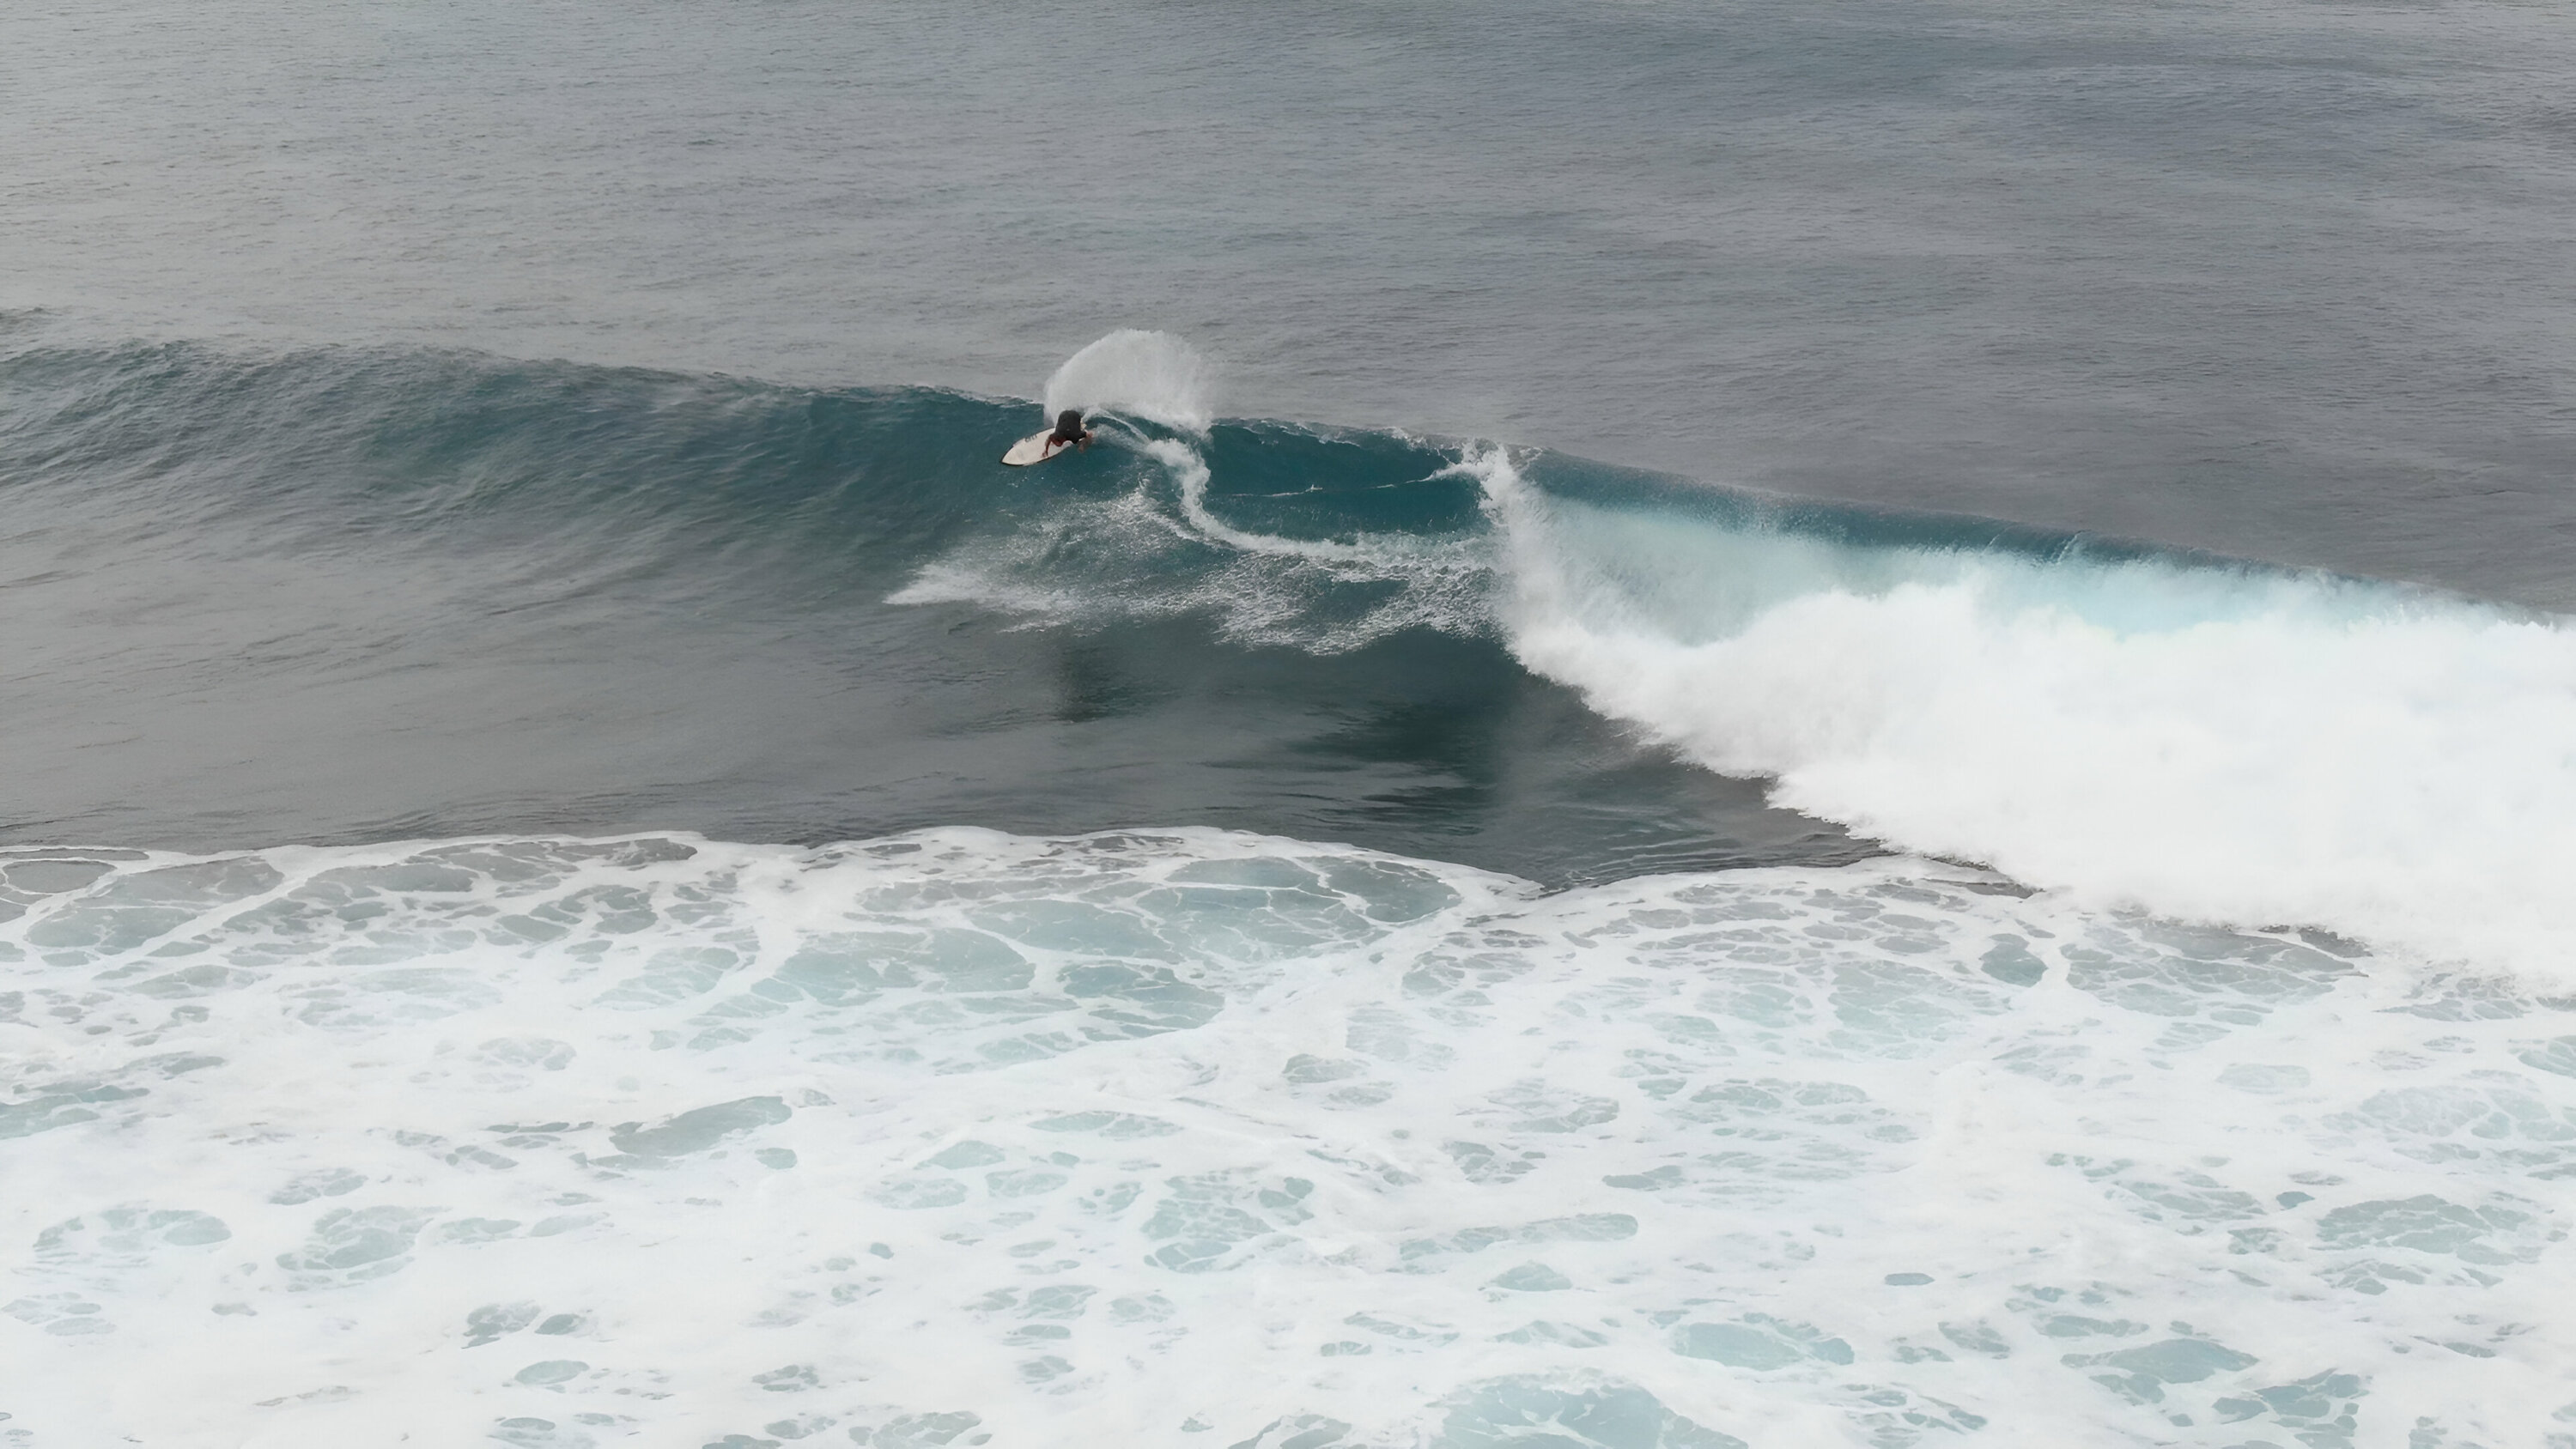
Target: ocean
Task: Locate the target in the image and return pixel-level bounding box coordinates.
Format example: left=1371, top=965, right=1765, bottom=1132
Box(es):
left=3, top=2, right=2573, bottom=1446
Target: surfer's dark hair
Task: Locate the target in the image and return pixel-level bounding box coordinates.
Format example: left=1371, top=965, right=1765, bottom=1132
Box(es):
left=1057, top=409, right=1083, bottom=430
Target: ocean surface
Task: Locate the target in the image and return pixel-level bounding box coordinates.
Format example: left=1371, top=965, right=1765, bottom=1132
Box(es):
left=4, top=3, right=2575, bottom=1446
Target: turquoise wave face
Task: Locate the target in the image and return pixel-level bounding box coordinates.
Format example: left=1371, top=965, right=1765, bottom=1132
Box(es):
left=11, top=334, right=2573, bottom=976
left=0, top=336, right=1865, bottom=884
left=9, top=333, right=2576, bottom=1449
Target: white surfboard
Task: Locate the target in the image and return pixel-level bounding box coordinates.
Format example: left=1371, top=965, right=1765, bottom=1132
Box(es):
left=1001, top=429, right=1071, bottom=467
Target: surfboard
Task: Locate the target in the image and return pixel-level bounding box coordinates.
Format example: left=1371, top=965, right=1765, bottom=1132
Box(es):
left=1001, top=430, right=1071, bottom=467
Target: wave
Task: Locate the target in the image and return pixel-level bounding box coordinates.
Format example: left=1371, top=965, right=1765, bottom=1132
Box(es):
left=5, top=328, right=2570, bottom=975
left=0, top=330, right=1844, bottom=882
left=5, top=329, right=2573, bottom=1446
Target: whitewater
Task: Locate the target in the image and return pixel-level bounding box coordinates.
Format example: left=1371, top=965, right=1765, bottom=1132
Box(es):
left=1473, top=456, right=2576, bottom=979
left=9, top=829, right=2573, bottom=1449
left=6, top=330, right=2575, bottom=1448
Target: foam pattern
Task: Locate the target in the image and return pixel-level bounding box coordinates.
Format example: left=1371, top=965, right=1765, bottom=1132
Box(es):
left=1471, top=451, right=2576, bottom=980
left=4, top=832, right=2573, bottom=1447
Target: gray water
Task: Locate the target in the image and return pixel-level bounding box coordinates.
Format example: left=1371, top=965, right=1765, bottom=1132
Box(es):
left=8, top=0, right=2573, bottom=603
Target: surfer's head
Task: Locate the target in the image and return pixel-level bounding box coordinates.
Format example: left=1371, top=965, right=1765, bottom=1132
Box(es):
left=1056, top=409, right=1084, bottom=433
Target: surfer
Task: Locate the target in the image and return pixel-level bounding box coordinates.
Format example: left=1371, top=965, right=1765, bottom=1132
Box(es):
left=999, top=408, right=1097, bottom=466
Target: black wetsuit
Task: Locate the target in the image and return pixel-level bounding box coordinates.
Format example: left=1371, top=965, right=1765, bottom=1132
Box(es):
left=1048, top=409, right=1088, bottom=447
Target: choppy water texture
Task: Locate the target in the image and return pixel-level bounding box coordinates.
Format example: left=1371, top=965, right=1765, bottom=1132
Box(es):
left=5, top=832, right=2574, bottom=1447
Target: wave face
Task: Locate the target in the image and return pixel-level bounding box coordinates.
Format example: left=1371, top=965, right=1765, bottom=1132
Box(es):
left=5, top=831, right=2570, bottom=1446
left=0, top=332, right=1859, bottom=885
left=1473, top=457, right=2576, bottom=979
left=9, top=330, right=2574, bottom=967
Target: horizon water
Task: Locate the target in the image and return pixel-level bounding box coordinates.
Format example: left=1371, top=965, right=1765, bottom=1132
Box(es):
left=6, top=3, right=2576, bottom=1446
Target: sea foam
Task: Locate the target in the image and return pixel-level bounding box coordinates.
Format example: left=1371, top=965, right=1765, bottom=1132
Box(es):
left=1467, top=450, right=2576, bottom=982
left=3, top=831, right=2569, bottom=1446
